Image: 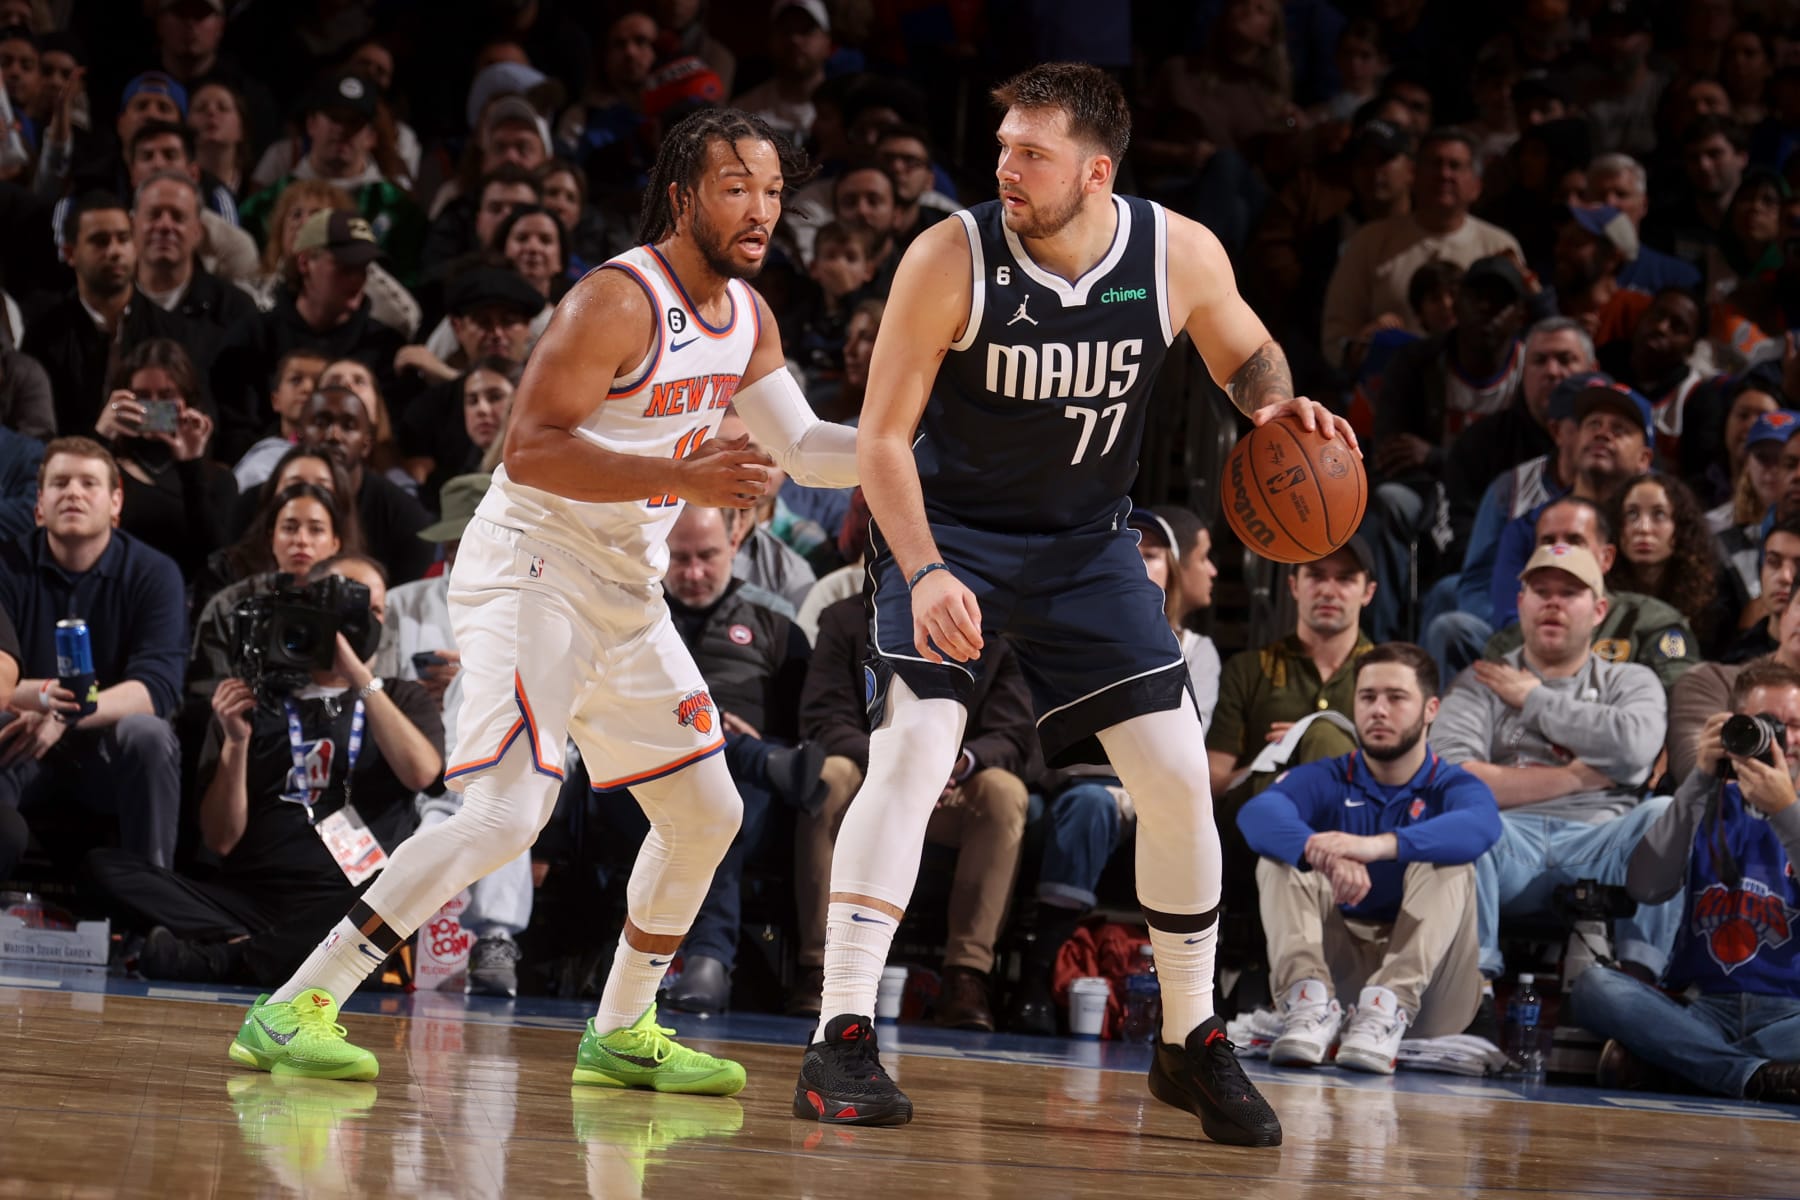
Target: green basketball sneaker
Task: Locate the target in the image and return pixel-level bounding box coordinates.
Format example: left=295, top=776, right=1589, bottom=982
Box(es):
left=229, top=989, right=380, bottom=1081
left=571, top=1005, right=746, bottom=1095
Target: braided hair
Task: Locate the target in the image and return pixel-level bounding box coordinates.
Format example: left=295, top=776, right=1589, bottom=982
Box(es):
left=635, top=108, right=815, bottom=246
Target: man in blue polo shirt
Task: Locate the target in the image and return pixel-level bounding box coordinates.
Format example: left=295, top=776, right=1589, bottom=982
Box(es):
left=1569, top=659, right=1800, bottom=1103
left=0, top=437, right=185, bottom=867
left=1240, top=642, right=1501, bottom=1074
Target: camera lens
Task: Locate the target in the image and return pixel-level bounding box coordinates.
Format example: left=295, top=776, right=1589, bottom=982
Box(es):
left=1722, top=714, right=1774, bottom=761
left=281, top=624, right=318, bottom=656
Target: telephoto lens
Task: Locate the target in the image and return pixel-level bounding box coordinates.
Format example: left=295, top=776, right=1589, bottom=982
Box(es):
left=1720, top=713, right=1786, bottom=765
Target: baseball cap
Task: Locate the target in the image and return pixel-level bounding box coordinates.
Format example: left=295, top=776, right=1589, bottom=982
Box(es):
left=1462, top=255, right=1527, bottom=303
left=303, top=72, right=378, bottom=124
left=643, top=55, right=727, bottom=120
left=1565, top=203, right=1640, bottom=261
left=292, top=209, right=383, bottom=265
left=1519, top=542, right=1607, bottom=597
left=446, top=266, right=544, bottom=318
left=1547, top=370, right=1614, bottom=422
left=773, top=0, right=830, bottom=32
left=121, top=71, right=188, bottom=119
left=417, top=474, right=493, bottom=543
left=467, top=61, right=549, bottom=130
left=1747, top=410, right=1800, bottom=451
left=1573, top=379, right=1655, bottom=444
left=1353, top=117, right=1412, bottom=162
left=1315, top=533, right=1376, bottom=577
left=480, top=95, right=554, bottom=159
left=1127, top=510, right=1181, bottom=563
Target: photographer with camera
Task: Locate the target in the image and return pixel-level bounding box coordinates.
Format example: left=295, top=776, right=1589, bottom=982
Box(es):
left=1568, top=660, right=1800, bottom=1103
left=87, top=554, right=444, bottom=985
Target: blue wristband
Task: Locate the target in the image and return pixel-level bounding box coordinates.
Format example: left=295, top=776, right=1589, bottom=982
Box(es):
left=908, top=562, right=949, bottom=590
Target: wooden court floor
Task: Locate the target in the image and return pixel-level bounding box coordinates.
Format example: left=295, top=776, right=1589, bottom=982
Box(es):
left=1, top=986, right=1795, bottom=1200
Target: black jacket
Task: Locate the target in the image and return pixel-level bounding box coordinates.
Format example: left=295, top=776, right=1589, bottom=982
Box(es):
left=666, top=579, right=810, bottom=738
left=21, top=290, right=199, bottom=437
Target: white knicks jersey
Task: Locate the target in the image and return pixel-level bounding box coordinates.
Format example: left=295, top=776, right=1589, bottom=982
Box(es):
left=475, top=244, right=761, bottom=587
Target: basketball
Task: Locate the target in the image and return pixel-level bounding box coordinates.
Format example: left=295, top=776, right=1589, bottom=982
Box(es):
left=1221, top=413, right=1367, bottom=564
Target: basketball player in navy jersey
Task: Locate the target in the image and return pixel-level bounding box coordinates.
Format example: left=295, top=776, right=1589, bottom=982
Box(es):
left=793, top=64, right=1357, bottom=1145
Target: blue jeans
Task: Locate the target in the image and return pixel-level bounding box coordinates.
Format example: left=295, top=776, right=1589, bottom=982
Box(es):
left=1569, top=967, right=1800, bottom=1097
left=1038, top=780, right=1128, bottom=910
left=1475, top=800, right=1682, bottom=978
left=1423, top=610, right=1494, bottom=687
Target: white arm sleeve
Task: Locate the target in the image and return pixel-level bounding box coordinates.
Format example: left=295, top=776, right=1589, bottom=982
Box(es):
left=732, top=366, right=860, bottom=489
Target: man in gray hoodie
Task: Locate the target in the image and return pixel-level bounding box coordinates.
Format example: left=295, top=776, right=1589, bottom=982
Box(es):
left=1431, top=542, right=1681, bottom=981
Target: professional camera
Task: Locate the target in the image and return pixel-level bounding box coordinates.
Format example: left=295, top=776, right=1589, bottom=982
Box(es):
left=1721, top=712, right=1787, bottom=770
left=231, top=573, right=382, bottom=698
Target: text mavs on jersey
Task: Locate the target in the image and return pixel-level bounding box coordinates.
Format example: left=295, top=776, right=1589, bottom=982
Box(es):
left=985, top=338, right=1144, bottom=403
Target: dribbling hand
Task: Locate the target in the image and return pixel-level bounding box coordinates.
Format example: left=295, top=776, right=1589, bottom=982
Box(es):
left=1251, top=395, right=1360, bottom=455
left=678, top=433, right=774, bottom=508
left=911, top=568, right=983, bottom=664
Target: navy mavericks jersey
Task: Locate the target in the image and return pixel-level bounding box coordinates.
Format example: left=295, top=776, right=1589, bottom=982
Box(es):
left=917, top=194, right=1177, bottom=533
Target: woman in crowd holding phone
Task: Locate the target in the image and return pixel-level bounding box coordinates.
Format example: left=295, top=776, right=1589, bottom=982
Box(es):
left=95, top=339, right=239, bottom=585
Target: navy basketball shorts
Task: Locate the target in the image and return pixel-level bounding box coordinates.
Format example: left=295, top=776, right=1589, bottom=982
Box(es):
left=866, top=504, right=1190, bottom=767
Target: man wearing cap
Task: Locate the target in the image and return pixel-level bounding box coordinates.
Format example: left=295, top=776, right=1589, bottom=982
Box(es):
left=239, top=73, right=424, bottom=281
left=34, top=69, right=183, bottom=208
left=1714, top=401, right=1797, bottom=599
left=209, top=209, right=407, bottom=462
left=372, top=473, right=533, bottom=997
left=1322, top=128, right=1524, bottom=369
left=733, top=0, right=832, bottom=142
left=1431, top=541, right=1679, bottom=985
left=1553, top=204, right=1638, bottom=335
left=1484, top=495, right=1700, bottom=692
left=1207, top=539, right=1377, bottom=972
left=146, top=0, right=276, bottom=146
left=420, top=93, right=555, bottom=233
left=396, top=267, right=541, bottom=501
left=1489, top=378, right=1656, bottom=629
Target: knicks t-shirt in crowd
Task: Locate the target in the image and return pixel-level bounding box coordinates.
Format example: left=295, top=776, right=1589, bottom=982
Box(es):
left=198, top=678, right=443, bottom=891
left=1236, top=749, right=1502, bottom=924
left=1665, top=782, right=1800, bottom=999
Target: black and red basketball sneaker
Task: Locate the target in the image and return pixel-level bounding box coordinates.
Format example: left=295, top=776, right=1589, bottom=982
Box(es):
left=1147, top=1016, right=1283, bottom=1146
left=792, top=1014, right=913, bottom=1126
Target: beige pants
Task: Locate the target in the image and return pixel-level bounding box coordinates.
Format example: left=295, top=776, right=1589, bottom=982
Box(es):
left=796, top=755, right=1028, bottom=973
left=1257, top=858, right=1483, bottom=1038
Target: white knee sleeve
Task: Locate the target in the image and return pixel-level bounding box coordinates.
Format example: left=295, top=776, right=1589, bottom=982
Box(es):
left=618, top=751, right=743, bottom=936
left=1096, top=700, right=1223, bottom=918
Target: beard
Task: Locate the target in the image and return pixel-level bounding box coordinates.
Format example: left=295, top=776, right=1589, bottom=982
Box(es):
left=999, top=181, right=1085, bottom=239
left=691, top=204, right=765, bottom=281
left=1362, top=715, right=1428, bottom=762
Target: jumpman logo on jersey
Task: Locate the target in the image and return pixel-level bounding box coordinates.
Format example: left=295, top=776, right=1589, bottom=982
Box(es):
left=1007, top=293, right=1038, bottom=326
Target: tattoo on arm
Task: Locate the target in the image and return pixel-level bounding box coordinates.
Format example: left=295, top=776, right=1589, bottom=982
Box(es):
left=1225, top=341, right=1294, bottom=416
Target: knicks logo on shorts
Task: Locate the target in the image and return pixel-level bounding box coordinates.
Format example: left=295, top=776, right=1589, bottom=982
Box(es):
left=674, top=688, right=715, bottom=734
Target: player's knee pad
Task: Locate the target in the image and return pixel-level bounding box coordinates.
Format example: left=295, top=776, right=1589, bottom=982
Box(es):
left=450, top=760, right=562, bottom=857
left=635, top=752, right=743, bottom=859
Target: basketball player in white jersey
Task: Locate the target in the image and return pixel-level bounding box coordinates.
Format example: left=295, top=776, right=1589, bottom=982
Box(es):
left=226, top=109, right=859, bottom=1089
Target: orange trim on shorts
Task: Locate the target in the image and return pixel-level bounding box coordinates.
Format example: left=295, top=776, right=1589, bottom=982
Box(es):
left=444, top=671, right=563, bottom=781
left=588, top=735, right=727, bottom=791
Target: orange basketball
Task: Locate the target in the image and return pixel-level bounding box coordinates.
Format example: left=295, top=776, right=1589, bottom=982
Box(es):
left=1220, top=413, right=1367, bottom=564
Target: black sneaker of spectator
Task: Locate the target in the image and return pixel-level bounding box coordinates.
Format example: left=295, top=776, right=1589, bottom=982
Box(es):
left=1147, top=1016, right=1283, bottom=1147
left=466, top=933, right=522, bottom=998
left=793, top=1014, right=913, bottom=1126
left=138, top=926, right=234, bottom=982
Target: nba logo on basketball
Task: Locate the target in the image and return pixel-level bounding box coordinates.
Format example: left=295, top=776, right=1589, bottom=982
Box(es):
left=674, top=688, right=715, bottom=734
left=1692, top=880, right=1795, bottom=973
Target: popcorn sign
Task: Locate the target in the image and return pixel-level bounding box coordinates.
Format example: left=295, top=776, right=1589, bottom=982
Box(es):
left=412, top=890, right=473, bottom=992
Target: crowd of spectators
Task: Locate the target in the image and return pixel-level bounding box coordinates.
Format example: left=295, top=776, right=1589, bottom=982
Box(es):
left=0, top=0, right=1798, bottom=1098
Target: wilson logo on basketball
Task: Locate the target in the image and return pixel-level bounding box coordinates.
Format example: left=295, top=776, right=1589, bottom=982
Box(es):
left=1693, top=880, right=1794, bottom=973
left=1227, top=452, right=1276, bottom=548
left=674, top=689, right=715, bottom=734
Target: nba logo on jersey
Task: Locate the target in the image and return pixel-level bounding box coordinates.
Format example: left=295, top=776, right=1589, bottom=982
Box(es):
left=528, top=555, right=546, bottom=579
left=674, top=688, right=715, bottom=734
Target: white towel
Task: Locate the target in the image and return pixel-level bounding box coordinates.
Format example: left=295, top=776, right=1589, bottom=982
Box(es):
left=1227, top=1008, right=1510, bottom=1077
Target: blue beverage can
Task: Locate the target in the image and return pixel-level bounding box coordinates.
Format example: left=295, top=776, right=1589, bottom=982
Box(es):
left=55, top=618, right=98, bottom=717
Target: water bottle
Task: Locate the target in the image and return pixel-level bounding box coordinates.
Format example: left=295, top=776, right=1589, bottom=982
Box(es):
left=1505, top=973, right=1545, bottom=1080
left=1121, top=944, right=1161, bottom=1044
